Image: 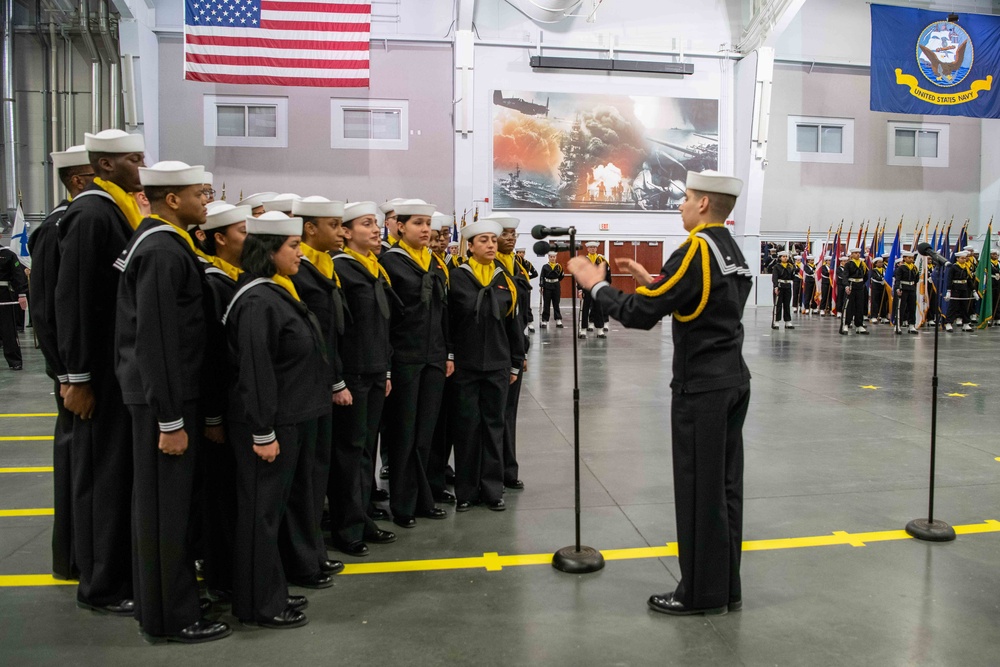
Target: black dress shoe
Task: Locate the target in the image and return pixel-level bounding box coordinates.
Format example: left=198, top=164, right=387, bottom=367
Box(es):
left=364, top=528, right=397, bottom=544
left=77, top=598, right=135, bottom=616
left=369, top=507, right=390, bottom=521
left=647, top=592, right=727, bottom=616
left=433, top=490, right=456, bottom=504
left=379, top=465, right=389, bottom=480
left=333, top=540, right=369, bottom=557
left=416, top=507, right=447, bottom=520
left=392, top=516, right=416, bottom=529
left=288, top=573, right=334, bottom=589
left=243, top=607, right=309, bottom=629
left=504, top=479, right=525, bottom=490
left=456, top=501, right=473, bottom=512
left=9, top=364, right=22, bottom=371
left=144, top=619, right=232, bottom=644
left=486, top=499, right=506, bottom=512
left=372, top=488, right=390, bottom=502
left=319, top=559, right=345, bottom=575
left=287, top=595, right=308, bottom=611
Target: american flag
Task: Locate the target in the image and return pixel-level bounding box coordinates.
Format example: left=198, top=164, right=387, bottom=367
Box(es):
left=184, top=0, right=370, bottom=88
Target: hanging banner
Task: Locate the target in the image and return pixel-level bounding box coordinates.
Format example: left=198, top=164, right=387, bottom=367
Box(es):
left=870, top=4, right=1000, bottom=118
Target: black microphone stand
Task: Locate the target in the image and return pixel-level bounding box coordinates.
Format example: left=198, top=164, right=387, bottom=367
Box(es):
left=905, top=256, right=955, bottom=542
left=552, top=226, right=606, bottom=573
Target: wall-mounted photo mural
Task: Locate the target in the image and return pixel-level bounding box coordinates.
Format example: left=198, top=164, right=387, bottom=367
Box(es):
left=491, top=91, right=719, bottom=212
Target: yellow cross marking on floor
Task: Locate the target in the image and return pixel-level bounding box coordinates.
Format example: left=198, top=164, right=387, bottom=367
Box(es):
left=946, top=393, right=968, bottom=397
left=960, top=382, right=979, bottom=387
left=0, top=436, right=53, bottom=441
left=0, top=467, right=54, bottom=474
left=860, top=385, right=881, bottom=390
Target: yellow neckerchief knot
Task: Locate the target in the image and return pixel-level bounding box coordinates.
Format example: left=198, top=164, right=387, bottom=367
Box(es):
left=300, top=242, right=340, bottom=287
left=271, top=273, right=301, bottom=301
left=903, top=262, right=915, bottom=270
left=496, top=251, right=515, bottom=276
left=343, top=246, right=391, bottom=285
left=851, top=258, right=862, bottom=267
left=992, top=259, right=999, bottom=267
left=149, top=215, right=203, bottom=259
left=95, top=177, right=143, bottom=230
left=387, top=234, right=398, bottom=246
left=635, top=222, right=724, bottom=322
left=212, top=255, right=242, bottom=281
left=780, top=261, right=789, bottom=268
left=587, top=253, right=602, bottom=264
left=548, top=262, right=559, bottom=270
left=468, top=257, right=517, bottom=315
left=399, top=239, right=431, bottom=272
left=433, top=252, right=450, bottom=285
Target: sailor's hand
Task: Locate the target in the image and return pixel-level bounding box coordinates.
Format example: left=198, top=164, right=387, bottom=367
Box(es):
left=896, top=289, right=902, bottom=297
left=254, top=441, right=280, bottom=463
left=845, top=287, right=851, bottom=295
left=773, top=288, right=778, bottom=296
left=333, top=388, right=353, bottom=406
left=945, top=291, right=952, bottom=301
left=204, top=424, right=225, bottom=444
left=17, top=295, right=27, bottom=311
left=64, top=383, right=96, bottom=420
left=385, top=379, right=392, bottom=398
left=446, top=361, right=455, bottom=378
left=158, top=429, right=188, bottom=456
left=567, top=257, right=603, bottom=290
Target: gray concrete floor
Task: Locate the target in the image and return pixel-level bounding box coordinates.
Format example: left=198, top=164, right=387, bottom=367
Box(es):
left=2, top=307, right=1000, bottom=666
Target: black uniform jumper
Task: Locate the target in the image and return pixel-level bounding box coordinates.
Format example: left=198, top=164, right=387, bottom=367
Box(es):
left=224, top=277, right=329, bottom=622
left=580, top=253, right=610, bottom=330
left=894, top=261, right=920, bottom=327
left=991, top=259, right=1000, bottom=321
left=593, top=224, right=752, bottom=611
left=0, top=247, right=27, bottom=367
left=802, top=261, right=817, bottom=311
left=114, top=217, right=207, bottom=636
left=770, top=260, right=795, bottom=323
left=869, top=264, right=890, bottom=321
left=791, top=261, right=802, bottom=310
left=449, top=263, right=525, bottom=504
left=843, top=259, right=869, bottom=328
left=331, top=251, right=395, bottom=544
left=27, top=200, right=76, bottom=579
left=288, top=252, right=342, bottom=578
left=835, top=263, right=848, bottom=315
left=56, top=184, right=135, bottom=607
left=947, top=261, right=974, bottom=325
left=540, top=261, right=564, bottom=323
left=498, top=253, right=531, bottom=485
left=379, top=245, right=452, bottom=520
left=819, top=263, right=832, bottom=313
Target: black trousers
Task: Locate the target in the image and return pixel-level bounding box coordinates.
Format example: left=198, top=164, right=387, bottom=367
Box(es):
left=541, top=287, right=562, bottom=322
left=836, top=285, right=847, bottom=315
left=198, top=424, right=237, bottom=594
left=820, top=282, right=831, bottom=311
left=947, top=288, right=971, bottom=323
left=773, top=286, right=791, bottom=322
left=992, top=283, right=1000, bottom=320
left=128, top=402, right=201, bottom=636
left=330, top=373, right=386, bottom=544
left=802, top=278, right=816, bottom=310
left=278, top=417, right=325, bottom=579
left=0, top=288, right=21, bottom=366
left=384, top=362, right=444, bottom=518
left=502, top=370, right=523, bottom=484
left=428, top=375, right=455, bottom=496
left=870, top=284, right=889, bottom=319
left=71, top=372, right=133, bottom=606
left=792, top=279, right=801, bottom=309
left=670, top=383, right=749, bottom=610
left=52, top=381, right=76, bottom=580
left=845, top=285, right=866, bottom=327
left=896, top=289, right=917, bottom=325
left=581, top=292, right=605, bottom=329
left=232, top=421, right=300, bottom=621
left=450, top=368, right=509, bottom=504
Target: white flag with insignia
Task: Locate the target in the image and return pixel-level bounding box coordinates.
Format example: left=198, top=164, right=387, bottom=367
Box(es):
left=8, top=203, right=30, bottom=269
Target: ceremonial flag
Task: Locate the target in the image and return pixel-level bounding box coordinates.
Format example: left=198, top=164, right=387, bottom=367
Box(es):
left=916, top=254, right=931, bottom=326
left=830, top=230, right=841, bottom=313
left=951, top=223, right=968, bottom=261
left=871, top=4, right=1000, bottom=119
left=976, top=223, right=993, bottom=328
left=8, top=203, right=30, bottom=269
left=884, top=223, right=902, bottom=322
left=184, top=0, right=371, bottom=88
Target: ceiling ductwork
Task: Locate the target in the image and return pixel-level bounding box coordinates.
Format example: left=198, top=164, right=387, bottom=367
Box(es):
left=504, top=0, right=586, bottom=24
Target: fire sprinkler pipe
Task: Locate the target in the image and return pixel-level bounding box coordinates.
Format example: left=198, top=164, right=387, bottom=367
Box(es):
left=2, top=0, right=17, bottom=215
left=79, top=0, right=101, bottom=132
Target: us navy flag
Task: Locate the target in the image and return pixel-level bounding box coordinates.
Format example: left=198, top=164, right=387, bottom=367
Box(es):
left=871, top=4, right=1000, bottom=118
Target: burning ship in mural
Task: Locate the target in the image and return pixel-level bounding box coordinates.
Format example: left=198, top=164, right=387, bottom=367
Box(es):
left=492, top=91, right=719, bottom=211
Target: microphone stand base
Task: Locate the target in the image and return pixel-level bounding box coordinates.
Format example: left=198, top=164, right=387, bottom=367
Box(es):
left=552, top=545, right=606, bottom=574
left=905, top=518, right=956, bottom=542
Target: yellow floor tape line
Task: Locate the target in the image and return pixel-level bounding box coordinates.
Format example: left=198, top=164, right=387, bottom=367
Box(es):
left=1, top=520, right=998, bottom=586
left=0, top=508, right=55, bottom=517
left=0, top=467, right=54, bottom=474
left=0, top=436, right=54, bottom=441
left=0, top=414, right=58, bottom=418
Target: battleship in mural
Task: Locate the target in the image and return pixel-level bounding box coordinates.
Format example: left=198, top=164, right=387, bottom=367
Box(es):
left=492, top=91, right=719, bottom=211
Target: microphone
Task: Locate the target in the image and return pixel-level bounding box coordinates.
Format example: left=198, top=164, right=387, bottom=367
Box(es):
left=533, top=240, right=580, bottom=256
left=531, top=225, right=574, bottom=240
left=917, top=242, right=950, bottom=266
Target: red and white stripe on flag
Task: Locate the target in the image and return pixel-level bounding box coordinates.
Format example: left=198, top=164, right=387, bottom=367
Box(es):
left=184, top=0, right=370, bottom=88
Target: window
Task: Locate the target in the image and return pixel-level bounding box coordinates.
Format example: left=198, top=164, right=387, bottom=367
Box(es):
left=331, top=98, right=409, bottom=150
left=787, top=115, right=854, bottom=164
left=887, top=121, right=949, bottom=168
left=203, top=95, right=288, bottom=148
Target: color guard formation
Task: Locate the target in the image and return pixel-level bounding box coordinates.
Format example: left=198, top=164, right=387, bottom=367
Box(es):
left=28, top=130, right=533, bottom=644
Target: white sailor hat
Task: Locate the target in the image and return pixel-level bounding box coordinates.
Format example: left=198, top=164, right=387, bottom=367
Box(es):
left=206, top=200, right=230, bottom=213
left=991, top=249, right=999, bottom=255
left=203, top=171, right=213, bottom=185
left=379, top=198, right=406, bottom=214
left=685, top=170, right=743, bottom=197
left=880, top=253, right=890, bottom=259
left=777, top=249, right=790, bottom=256
left=138, top=161, right=206, bottom=187
left=873, top=255, right=885, bottom=262
left=585, top=241, right=600, bottom=249
left=237, top=192, right=279, bottom=209
left=824, top=254, right=832, bottom=260
left=480, top=211, right=519, bottom=229
left=963, top=245, right=974, bottom=251
left=344, top=201, right=379, bottom=223
left=202, top=204, right=251, bottom=231
left=895, top=257, right=904, bottom=263
left=448, top=240, right=459, bottom=247
left=394, top=199, right=436, bottom=217
left=247, top=210, right=303, bottom=236
left=84, top=129, right=145, bottom=154
left=848, top=246, right=861, bottom=253
left=431, top=212, right=453, bottom=231
left=263, top=193, right=301, bottom=213
left=516, top=247, right=526, bottom=252
left=51, top=145, right=90, bottom=170
left=548, top=251, right=558, bottom=257
left=956, top=250, right=970, bottom=258
left=293, top=196, right=344, bottom=218
left=901, top=249, right=915, bottom=257
left=461, top=219, right=503, bottom=240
